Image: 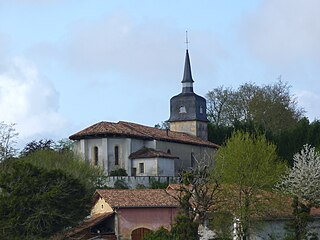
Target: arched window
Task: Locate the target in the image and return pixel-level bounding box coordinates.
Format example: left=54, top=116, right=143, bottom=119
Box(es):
left=179, top=106, right=187, bottom=113
left=115, top=146, right=119, bottom=165
left=93, top=146, right=99, bottom=166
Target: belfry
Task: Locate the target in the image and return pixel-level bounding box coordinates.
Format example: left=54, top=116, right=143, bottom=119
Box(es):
left=168, top=49, right=208, bottom=140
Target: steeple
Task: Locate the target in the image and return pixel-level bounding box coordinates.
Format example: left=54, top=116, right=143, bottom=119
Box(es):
left=181, top=50, right=194, bottom=93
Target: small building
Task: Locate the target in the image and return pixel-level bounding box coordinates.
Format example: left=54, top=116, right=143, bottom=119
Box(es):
left=67, top=189, right=179, bottom=240
left=69, top=49, right=219, bottom=176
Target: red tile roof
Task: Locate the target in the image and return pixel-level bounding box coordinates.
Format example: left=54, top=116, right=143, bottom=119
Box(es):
left=96, top=189, right=179, bottom=208
left=129, top=147, right=179, bottom=159
left=69, top=121, right=219, bottom=148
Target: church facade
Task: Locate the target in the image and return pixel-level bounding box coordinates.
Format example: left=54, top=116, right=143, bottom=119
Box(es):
left=69, top=50, right=218, bottom=176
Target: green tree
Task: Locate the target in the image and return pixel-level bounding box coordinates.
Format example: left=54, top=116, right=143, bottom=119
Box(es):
left=19, top=150, right=106, bottom=190
left=20, top=139, right=55, bottom=156
left=0, top=160, right=91, bottom=239
left=214, top=131, right=286, bottom=240
left=144, top=227, right=172, bottom=240
left=206, top=80, right=304, bottom=133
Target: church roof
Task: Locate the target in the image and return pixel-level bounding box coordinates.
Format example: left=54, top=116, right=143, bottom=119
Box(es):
left=181, top=49, right=194, bottom=83
left=129, top=147, right=179, bottom=160
left=69, top=121, right=219, bottom=148
left=95, top=189, right=179, bottom=208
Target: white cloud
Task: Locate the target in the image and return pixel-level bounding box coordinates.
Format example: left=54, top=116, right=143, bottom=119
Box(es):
left=63, top=13, right=224, bottom=83
left=0, top=58, right=67, bottom=140
left=295, top=90, right=320, bottom=121
left=241, top=0, right=320, bottom=65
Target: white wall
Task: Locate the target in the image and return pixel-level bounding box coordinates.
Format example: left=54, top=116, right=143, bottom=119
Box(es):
left=131, top=157, right=175, bottom=176
left=73, top=136, right=214, bottom=176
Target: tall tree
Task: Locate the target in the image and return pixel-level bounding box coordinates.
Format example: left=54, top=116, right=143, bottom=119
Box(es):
left=214, top=131, right=286, bottom=239
left=0, top=161, right=91, bottom=239
left=206, top=80, right=304, bottom=134
left=168, top=159, right=221, bottom=240
left=20, top=139, right=55, bottom=156
left=0, top=122, right=18, bottom=162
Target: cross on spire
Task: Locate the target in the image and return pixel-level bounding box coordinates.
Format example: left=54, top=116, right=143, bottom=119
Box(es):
left=185, top=30, right=189, bottom=50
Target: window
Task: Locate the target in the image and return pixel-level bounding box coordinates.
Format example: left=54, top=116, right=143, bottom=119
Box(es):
left=167, top=149, right=171, bottom=154
left=139, top=163, right=144, bottom=174
left=114, top=146, right=119, bottom=165
left=200, top=106, right=203, bottom=114
left=179, top=106, right=187, bottom=113
left=132, top=168, right=137, bottom=176
left=93, top=146, right=99, bottom=166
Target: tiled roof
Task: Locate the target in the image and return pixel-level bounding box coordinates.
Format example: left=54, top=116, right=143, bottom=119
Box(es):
left=69, top=121, right=219, bottom=148
left=66, top=212, right=115, bottom=237
left=96, top=189, right=179, bottom=208
left=129, top=147, right=179, bottom=159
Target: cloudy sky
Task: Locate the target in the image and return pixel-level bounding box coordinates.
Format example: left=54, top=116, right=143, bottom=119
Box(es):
left=0, top=0, right=319, bottom=148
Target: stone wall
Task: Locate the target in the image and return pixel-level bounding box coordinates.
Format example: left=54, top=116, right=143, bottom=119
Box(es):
left=103, top=176, right=180, bottom=188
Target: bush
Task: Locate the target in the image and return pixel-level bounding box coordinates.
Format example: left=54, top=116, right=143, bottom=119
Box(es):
left=171, top=214, right=199, bottom=240
left=113, top=179, right=129, bottom=189
left=144, top=227, right=172, bottom=240
left=109, top=168, right=128, bottom=176
left=150, top=178, right=168, bottom=189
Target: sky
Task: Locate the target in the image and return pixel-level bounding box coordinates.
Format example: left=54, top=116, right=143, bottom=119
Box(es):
left=0, top=0, right=319, bottom=148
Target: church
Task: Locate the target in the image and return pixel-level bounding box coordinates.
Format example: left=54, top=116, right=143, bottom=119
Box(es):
left=69, top=49, right=219, bottom=177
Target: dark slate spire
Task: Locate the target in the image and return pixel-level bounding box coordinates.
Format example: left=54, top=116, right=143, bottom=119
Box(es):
left=181, top=50, right=194, bottom=93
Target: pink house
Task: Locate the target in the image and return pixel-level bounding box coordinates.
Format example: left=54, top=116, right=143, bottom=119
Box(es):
left=68, top=189, right=179, bottom=240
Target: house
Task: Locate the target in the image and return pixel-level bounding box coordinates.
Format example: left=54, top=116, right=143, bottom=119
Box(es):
left=69, top=49, right=219, bottom=176
left=67, top=189, right=179, bottom=240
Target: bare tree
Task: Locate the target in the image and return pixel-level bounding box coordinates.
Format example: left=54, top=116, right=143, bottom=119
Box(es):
left=0, top=122, right=18, bottom=161
left=169, top=157, right=221, bottom=224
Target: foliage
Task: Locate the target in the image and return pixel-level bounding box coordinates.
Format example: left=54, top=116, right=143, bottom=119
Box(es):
left=154, top=121, right=170, bottom=130
left=109, top=168, right=128, bottom=176
left=54, top=138, right=74, bottom=153
left=143, top=227, right=172, bottom=240
left=166, top=160, right=220, bottom=240
left=0, top=122, right=18, bottom=162
left=208, top=211, right=233, bottom=240
left=215, top=131, right=286, bottom=239
left=206, top=80, right=304, bottom=134
left=136, top=184, right=147, bottom=189
left=0, top=160, right=91, bottom=239
left=171, top=214, right=199, bottom=240
left=20, top=149, right=106, bottom=192
left=277, top=145, right=320, bottom=239
left=277, top=144, right=320, bottom=207
left=283, top=196, right=312, bottom=240
left=273, top=118, right=320, bottom=165
left=150, top=178, right=168, bottom=189
left=21, top=139, right=55, bottom=156
left=21, top=138, right=74, bottom=157
left=113, top=179, right=129, bottom=189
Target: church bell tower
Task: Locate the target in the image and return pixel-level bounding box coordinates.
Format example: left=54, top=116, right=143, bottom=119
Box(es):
left=168, top=49, right=208, bottom=140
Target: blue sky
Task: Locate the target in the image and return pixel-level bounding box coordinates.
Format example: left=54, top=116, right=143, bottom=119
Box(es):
left=0, top=0, right=319, bottom=148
